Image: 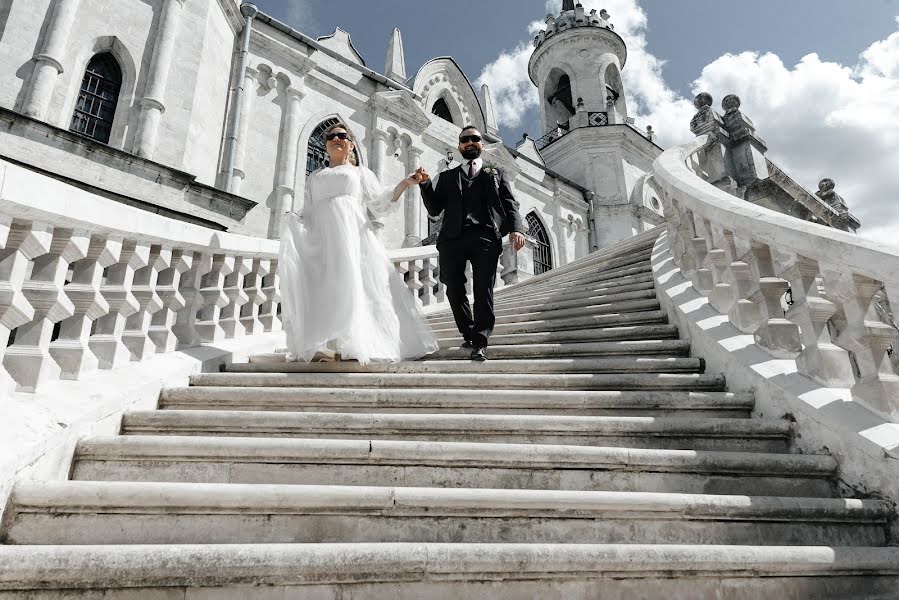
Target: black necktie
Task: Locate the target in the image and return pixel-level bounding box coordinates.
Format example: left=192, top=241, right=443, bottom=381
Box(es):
left=468, top=161, right=476, bottom=179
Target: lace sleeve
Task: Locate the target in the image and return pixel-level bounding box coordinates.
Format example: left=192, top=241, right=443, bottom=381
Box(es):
left=359, top=166, right=401, bottom=217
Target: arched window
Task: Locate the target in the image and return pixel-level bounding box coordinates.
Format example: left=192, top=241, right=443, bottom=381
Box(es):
left=305, top=117, right=360, bottom=175
left=70, top=53, right=122, bottom=144
left=431, top=98, right=454, bottom=124
left=526, top=212, right=553, bottom=275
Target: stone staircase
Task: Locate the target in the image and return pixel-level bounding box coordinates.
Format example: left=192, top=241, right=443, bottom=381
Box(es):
left=2, top=229, right=898, bottom=598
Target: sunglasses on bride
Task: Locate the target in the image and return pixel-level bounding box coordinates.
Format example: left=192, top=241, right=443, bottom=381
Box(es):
left=326, top=132, right=351, bottom=141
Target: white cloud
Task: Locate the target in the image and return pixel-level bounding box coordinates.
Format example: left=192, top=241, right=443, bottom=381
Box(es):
left=477, top=4, right=899, bottom=246
left=283, top=0, right=313, bottom=30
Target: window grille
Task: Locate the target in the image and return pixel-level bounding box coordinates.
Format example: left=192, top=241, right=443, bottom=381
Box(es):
left=70, top=53, right=122, bottom=144
left=526, top=212, right=553, bottom=275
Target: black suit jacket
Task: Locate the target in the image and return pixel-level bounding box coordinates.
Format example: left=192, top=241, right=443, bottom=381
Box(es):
left=420, top=166, right=525, bottom=245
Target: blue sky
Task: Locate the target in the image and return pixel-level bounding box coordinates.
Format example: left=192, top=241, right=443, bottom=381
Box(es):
left=253, top=0, right=899, bottom=244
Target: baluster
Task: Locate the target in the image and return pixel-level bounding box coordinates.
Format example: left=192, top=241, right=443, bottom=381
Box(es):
left=706, top=225, right=738, bottom=314
left=0, top=220, right=52, bottom=394
left=777, top=256, right=854, bottom=386
left=674, top=205, right=698, bottom=278
left=494, top=259, right=505, bottom=291
left=90, top=241, right=150, bottom=369
left=149, top=248, right=191, bottom=353
left=746, top=242, right=801, bottom=357
left=825, top=271, right=899, bottom=418
left=240, top=258, right=269, bottom=335
left=123, top=245, right=170, bottom=361
left=172, top=251, right=213, bottom=349
left=259, top=259, right=281, bottom=332
left=408, top=259, right=424, bottom=307
left=434, top=258, right=446, bottom=304
left=50, top=235, right=121, bottom=379
left=196, top=254, right=235, bottom=343
left=661, top=196, right=684, bottom=269
left=464, top=263, right=473, bottom=298
left=690, top=215, right=714, bottom=294
left=219, top=257, right=251, bottom=338
left=728, top=234, right=763, bottom=333
left=420, top=257, right=436, bottom=306
left=4, top=227, right=89, bottom=391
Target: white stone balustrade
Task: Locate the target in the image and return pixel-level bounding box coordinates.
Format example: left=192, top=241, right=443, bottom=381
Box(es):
left=653, top=134, right=899, bottom=421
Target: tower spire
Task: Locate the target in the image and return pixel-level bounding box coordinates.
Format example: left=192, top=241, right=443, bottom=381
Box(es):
left=384, top=28, right=406, bottom=82
left=562, top=0, right=575, bottom=12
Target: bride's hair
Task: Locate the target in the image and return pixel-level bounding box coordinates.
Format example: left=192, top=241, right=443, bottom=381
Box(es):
left=324, top=123, right=357, bottom=166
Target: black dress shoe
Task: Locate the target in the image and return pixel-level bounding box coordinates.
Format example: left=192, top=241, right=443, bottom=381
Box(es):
left=470, top=347, right=488, bottom=361
left=460, top=340, right=473, bottom=349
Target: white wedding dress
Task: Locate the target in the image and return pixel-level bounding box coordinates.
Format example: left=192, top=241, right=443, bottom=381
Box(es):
left=279, top=164, right=438, bottom=364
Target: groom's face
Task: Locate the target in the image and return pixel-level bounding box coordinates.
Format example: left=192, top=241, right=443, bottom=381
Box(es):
left=458, top=128, right=483, bottom=160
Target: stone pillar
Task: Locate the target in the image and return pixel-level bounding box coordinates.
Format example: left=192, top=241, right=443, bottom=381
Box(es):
left=370, top=129, right=389, bottom=181
left=402, top=146, right=423, bottom=247
left=132, top=0, right=186, bottom=159
left=229, top=66, right=258, bottom=196
left=22, top=0, right=81, bottom=120
left=270, top=86, right=304, bottom=238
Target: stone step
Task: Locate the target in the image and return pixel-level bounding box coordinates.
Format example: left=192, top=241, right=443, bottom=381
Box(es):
left=3, top=482, right=886, bottom=547
left=3, top=543, right=898, bottom=599
left=426, top=339, right=691, bottom=360
left=226, top=357, right=704, bottom=376
left=121, top=411, right=790, bottom=452
left=428, top=296, right=662, bottom=328
left=188, top=372, right=723, bottom=392
left=158, top=388, right=754, bottom=418
left=69, top=436, right=837, bottom=497
left=430, top=308, right=666, bottom=336
left=250, top=339, right=692, bottom=364
left=496, top=262, right=654, bottom=300
left=436, top=324, right=680, bottom=347
left=489, top=280, right=657, bottom=313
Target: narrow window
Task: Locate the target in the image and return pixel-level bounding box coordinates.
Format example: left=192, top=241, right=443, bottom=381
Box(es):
left=526, top=212, right=553, bottom=275
left=70, top=53, right=122, bottom=144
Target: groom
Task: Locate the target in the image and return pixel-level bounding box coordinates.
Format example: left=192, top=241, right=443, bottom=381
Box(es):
left=418, top=126, right=525, bottom=361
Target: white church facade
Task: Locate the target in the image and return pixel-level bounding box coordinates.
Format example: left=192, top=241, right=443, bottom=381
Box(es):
left=0, top=0, right=667, bottom=279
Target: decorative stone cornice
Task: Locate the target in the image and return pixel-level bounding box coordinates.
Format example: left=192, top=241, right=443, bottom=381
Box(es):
left=369, top=90, right=431, bottom=134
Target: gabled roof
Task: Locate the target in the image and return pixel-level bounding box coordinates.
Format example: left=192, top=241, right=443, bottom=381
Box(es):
left=316, top=27, right=366, bottom=67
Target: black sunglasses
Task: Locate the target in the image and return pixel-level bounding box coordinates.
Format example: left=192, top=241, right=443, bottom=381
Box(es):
left=326, top=132, right=351, bottom=141
left=459, top=134, right=482, bottom=144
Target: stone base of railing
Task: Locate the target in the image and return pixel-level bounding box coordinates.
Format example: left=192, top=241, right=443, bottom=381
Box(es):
left=0, top=330, right=285, bottom=527
left=652, top=230, right=899, bottom=526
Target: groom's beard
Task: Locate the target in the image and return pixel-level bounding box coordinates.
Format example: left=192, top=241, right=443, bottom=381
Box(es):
left=461, top=147, right=481, bottom=160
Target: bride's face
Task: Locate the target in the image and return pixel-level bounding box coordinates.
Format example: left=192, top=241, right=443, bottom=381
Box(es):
left=325, top=128, right=354, bottom=162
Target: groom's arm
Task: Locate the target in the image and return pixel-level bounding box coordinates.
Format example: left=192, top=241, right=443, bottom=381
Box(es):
left=419, top=173, right=445, bottom=217
left=498, top=170, right=525, bottom=233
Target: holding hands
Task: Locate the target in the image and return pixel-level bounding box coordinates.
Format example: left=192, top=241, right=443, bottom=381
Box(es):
left=403, top=167, right=430, bottom=187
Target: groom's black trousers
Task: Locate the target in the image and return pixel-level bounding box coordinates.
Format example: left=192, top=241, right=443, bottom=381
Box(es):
left=438, top=226, right=503, bottom=349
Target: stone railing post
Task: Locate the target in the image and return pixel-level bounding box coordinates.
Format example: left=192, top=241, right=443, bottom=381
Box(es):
left=689, top=215, right=714, bottom=294
left=239, top=258, right=269, bottom=335
left=403, top=147, right=423, bottom=247
left=777, top=256, right=855, bottom=387
left=706, top=224, right=738, bottom=314
left=4, top=228, right=89, bottom=391
left=259, top=260, right=281, bottom=332
left=826, top=271, right=899, bottom=419
left=148, top=248, right=191, bottom=353
left=172, top=251, right=213, bottom=349
left=219, top=257, right=251, bottom=338
left=89, top=241, right=150, bottom=369
left=196, top=254, right=234, bottom=343
left=132, top=0, right=187, bottom=158
left=50, top=235, right=121, bottom=379
left=22, top=0, right=82, bottom=120
left=728, top=234, right=763, bottom=333
left=420, top=257, right=437, bottom=306
left=123, top=246, right=171, bottom=361
left=0, top=221, right=53, bottom=393
left=746, top=242, right=802, bottom=358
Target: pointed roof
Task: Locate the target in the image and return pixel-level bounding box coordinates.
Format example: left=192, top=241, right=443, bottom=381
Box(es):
left=562, top=0, right=576, bottom=11
left=480, top=84, right=498, bottom=137
left=385, top=28, right=406, bottom=82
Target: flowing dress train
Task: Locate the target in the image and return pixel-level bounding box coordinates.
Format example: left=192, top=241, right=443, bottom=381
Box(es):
left=279, top=164, right=438, bottom=364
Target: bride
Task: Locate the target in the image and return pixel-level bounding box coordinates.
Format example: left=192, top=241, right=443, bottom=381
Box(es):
left=279, top=123, right=439, bottom=364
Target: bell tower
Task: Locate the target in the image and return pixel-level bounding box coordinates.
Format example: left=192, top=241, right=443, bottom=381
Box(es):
left=529, top=1, right=629, bottom=135
left=526, top=2, right=663, bottom=250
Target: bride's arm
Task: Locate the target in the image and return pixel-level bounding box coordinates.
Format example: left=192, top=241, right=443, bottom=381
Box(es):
left=360, top=167, right=420, bottom=216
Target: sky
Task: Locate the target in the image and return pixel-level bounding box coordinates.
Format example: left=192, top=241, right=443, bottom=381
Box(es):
left=254, top=0, right=899, bottom=245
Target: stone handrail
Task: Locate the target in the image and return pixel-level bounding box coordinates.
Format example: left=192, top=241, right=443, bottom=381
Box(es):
left=652, top=134, right=899, bottom=421
left=0, top=159, right=281, bottom=395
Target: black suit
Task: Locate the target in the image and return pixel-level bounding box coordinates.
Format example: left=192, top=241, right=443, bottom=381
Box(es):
left=420, top=165, right=525, bottom=348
